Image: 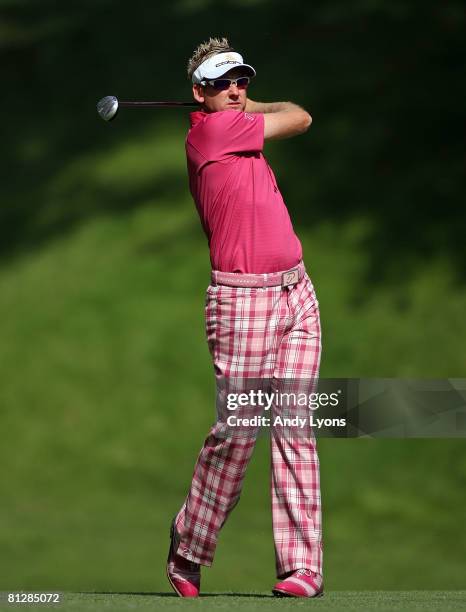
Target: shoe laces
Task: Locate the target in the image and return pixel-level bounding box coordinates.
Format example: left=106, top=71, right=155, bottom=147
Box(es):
left=176, top=558, right=200, bottom=574
left=187, top=561, right=200, bottom=573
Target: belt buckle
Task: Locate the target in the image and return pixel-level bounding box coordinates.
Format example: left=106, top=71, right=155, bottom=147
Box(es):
left=281, top=268, right=299, bottom=287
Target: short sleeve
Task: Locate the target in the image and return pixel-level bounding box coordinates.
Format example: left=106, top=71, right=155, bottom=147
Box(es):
left=198, top=111, right=264, bottom=162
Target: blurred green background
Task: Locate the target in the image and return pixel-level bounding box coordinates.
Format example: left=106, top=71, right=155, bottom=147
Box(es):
left=1, top=0, right=465, bottom=594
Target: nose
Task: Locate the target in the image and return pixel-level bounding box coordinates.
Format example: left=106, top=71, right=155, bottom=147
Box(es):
left=228, top=83, right=240, bottom=95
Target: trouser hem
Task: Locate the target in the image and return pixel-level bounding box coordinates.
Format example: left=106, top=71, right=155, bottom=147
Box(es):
left=175, top=541, right=214, bottom=567
left=173, top=519, right=215, bottom=567
left=276, top=562, right=322, bottom=580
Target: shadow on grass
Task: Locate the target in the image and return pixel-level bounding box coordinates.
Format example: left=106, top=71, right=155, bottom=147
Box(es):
left=83, top=591, right=273, bottom=598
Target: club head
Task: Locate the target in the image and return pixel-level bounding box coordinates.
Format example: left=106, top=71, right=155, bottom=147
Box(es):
left=97, top=96, right=119, bottom=121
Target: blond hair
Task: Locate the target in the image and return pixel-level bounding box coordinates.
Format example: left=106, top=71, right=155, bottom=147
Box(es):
left=187, top=37, right=235, bottom=80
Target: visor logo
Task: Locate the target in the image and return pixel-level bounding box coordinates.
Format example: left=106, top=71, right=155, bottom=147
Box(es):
left=215, top=60, right=240, bottom=68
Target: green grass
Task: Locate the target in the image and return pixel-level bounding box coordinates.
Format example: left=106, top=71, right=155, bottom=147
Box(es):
left=1, top=591, right=466, bottom=612
left=1, top=1, right=465, bottom=600
left=1, top=119, right=465, bottom=594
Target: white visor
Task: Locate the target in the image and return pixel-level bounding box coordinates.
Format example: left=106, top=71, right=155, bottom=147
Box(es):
left=192, top=51, right=256, bottom=84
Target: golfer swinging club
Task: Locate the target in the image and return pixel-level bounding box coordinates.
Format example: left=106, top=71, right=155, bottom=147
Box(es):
left=167, top=37, right=323, bottom=598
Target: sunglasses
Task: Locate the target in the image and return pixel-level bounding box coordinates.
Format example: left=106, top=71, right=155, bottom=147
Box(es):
left=201, top=76, right=251, bottom=91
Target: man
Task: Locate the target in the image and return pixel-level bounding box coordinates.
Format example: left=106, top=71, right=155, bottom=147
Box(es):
left=166, top=37, right=323, bottom=598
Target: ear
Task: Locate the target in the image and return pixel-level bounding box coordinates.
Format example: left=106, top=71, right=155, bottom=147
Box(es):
left=192, top=84, right=205, bottom=104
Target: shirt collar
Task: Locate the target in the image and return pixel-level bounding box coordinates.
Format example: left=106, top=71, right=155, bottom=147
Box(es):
left=190, top=110, right=208, bottom=127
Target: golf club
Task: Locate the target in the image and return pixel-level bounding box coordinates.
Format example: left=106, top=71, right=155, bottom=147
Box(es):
left=97, top=95, right=199, bottom=122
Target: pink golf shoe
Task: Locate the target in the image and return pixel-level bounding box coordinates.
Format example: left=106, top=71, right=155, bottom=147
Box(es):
left=166, top=521, right=201, bottom=597
left=272, top=568, right=324, bottom=598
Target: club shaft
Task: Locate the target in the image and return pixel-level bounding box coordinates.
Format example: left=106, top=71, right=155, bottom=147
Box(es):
left=118, top=100, right=198, bottom=108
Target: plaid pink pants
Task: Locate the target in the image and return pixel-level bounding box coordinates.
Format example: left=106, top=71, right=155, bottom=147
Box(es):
left=174, top=269, right=323, bottom=578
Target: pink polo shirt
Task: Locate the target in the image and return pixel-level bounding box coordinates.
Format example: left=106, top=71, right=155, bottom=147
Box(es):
left=186, top=110, right=302, bottom=273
